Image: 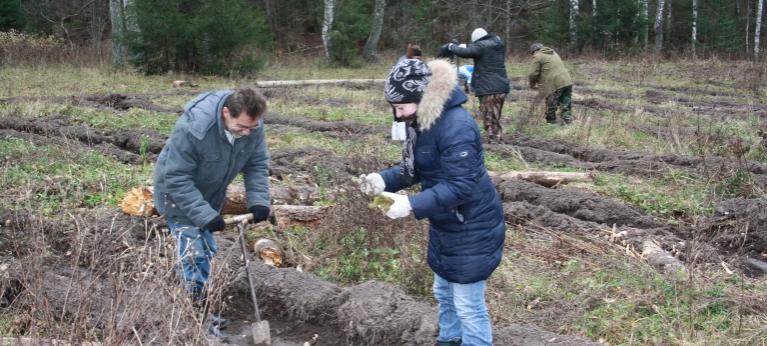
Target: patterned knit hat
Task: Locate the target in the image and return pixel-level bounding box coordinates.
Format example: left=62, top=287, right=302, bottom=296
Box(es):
left=384, top=59, right=432, bottom=104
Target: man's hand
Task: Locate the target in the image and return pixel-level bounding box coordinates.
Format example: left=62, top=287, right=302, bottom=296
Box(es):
left=359, top=173, right=385, bottom=196
left=380, top=192, right=412, bottom=219
left=204, top=215, right=226, bottom=232
left=249, top=205, right=270, bottom=224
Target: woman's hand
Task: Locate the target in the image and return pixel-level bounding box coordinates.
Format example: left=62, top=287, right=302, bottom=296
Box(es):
left=381, top=192, right=412, bottom=219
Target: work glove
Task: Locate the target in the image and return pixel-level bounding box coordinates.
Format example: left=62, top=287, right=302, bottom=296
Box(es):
left=380, top=192, right=412, bottom=219
left=359, top=173, right=385, bottom=196
left=204, top=215, right=226, bottom=233
left=249, top=205, right=270, bottom=224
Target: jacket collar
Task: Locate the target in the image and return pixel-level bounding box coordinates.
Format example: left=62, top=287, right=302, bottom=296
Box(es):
left=416, top=59, right=458, bottom=131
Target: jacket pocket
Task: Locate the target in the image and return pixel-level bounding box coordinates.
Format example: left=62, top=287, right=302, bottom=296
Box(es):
left=415, top=145, right=439, bottom=172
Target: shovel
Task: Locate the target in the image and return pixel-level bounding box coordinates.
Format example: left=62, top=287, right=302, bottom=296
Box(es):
left=224, top=214, right=271, bottom=346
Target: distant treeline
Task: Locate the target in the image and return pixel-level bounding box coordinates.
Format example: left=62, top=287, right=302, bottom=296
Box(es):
left=0, top=0, right=763, bottom=73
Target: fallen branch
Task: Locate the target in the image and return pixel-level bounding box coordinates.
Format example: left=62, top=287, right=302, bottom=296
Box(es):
left=254, top=79, right=384, bottom=88
left=489, top=170, right=593, bottom=187
left=120, top=185, right=327, bottom=229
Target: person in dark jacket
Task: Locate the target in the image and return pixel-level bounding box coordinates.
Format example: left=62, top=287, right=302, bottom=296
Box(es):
left=396, top=43, right=423, bottom=64
left=447, top=28, right=511, bottom=142
left=153, top=87, right=271, bottom=336
left=360, top=59, right=505, bottom=346
left=528, top=43, right=574, bottom=124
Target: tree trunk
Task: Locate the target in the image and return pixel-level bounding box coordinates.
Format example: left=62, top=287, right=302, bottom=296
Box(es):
left=665, top=0, right=672, bottom=47
left=692, top=0, right=698, bottom=47
left=321, top=0, right=335, bottom=61
left=362, top=0, right=385, bottom=62
left=506, top=0, right=513, bottom=53
left=654, top=0, right=665, bottom=53
left=641, top=0, right=649, bottom=47
left=746, top=0, right=751, bottom=55
left=109, top=0, right=128, bottom=66
left=265, top=0, right=278, bottom=42
left=756, top=0, right=764, bottom=58
left=489, top=171, right=594, bottom=188
left=592, top=0, right=596, bottom=17
left=569, top=0, right=579, bottom=48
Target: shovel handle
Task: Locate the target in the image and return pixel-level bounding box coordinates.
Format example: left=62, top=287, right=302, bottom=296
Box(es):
left=224, top=213, right=253, bottom=225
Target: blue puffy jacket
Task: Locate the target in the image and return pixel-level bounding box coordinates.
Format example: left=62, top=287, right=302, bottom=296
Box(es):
left=380, top=60, right=505, bottom=284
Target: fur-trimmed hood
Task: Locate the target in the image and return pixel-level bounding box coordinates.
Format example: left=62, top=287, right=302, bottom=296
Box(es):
left=416, top=59, right=460, bottom=131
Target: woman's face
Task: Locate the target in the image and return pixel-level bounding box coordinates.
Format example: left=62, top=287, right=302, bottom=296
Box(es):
left=391, top=103, right=418, bottom=121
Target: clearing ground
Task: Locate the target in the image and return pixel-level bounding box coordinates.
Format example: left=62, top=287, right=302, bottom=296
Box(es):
left=1, top=56, right=766, bottom=345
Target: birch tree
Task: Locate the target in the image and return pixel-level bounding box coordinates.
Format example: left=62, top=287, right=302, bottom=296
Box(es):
left=756, top=0, right=764, bottom=58
left=321, top=0, right=335, bottom=61
left=691, top=0, right=697, bottom=46
left=592, top=0, right=596, bottom=17
left=641, top=0, right=649, bottom=47
left=569, top=0, right=579, bottom=48
left=109, top=0, right=129, bottom=66
left=654, top=0, right=665, bottom=53
left=362, top=0, right=385, bottom=62
left=664, top=0, right=671, bottom=46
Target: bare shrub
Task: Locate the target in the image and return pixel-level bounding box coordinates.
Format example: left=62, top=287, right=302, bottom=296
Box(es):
left=0, top=209, right=236, bottom=344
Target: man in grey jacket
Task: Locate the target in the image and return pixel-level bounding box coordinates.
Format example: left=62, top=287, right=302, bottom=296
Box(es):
left=153, top=87, right=271, bottom=335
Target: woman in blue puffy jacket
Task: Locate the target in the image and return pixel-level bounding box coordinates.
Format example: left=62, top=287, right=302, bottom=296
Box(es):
left=360, top=58, right=506, bottom=346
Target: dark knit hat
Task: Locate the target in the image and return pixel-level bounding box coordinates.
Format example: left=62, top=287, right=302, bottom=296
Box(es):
left=384, top=59, right=432, bottom=103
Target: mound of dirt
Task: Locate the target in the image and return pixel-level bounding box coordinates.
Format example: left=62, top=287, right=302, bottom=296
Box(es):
left=702, top=198, right=767, bottom=256
left=0, top=115, right=166, bottom=160
left=497, top=178, right=659, bottom=229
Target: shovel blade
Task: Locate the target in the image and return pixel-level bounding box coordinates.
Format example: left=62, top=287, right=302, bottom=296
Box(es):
left=252, top=320, right=271, bottom=346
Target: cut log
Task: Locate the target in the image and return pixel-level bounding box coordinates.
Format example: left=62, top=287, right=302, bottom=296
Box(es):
left=120, top=184, right=328, bottom=216
left=120, top=184, right=327, bottom=229
left=0, top=337, right=101, bottom=346
left=120, top=186, right=155, bottom=217
left=489, top=171, right=593, bottom=188
left=272, top=205, right=328, bottom=230
left=641, top=240, right=685, bottom=273
left=254, top=79, right=384, bottom=88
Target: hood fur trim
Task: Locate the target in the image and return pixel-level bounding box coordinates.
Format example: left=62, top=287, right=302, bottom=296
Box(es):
left=417, top=59, right=458, bottom=131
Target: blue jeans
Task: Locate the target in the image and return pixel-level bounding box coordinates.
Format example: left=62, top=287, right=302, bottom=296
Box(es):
left=433, top=274, right=492, bottom=346
left=167, top=217, right=218, bottom=298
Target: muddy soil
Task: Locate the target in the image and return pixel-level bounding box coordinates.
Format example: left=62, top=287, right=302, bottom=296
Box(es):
left=264, top=112, right=384, bottom=136
left=498, top=133, right=767, bottom=185
left=0, top=92, right=190, bottom=113
left=0, top=115, right=167, bottom=159
left=497, top=178, right=660, bottom=229
left=0, top=207, right=599, bottom=345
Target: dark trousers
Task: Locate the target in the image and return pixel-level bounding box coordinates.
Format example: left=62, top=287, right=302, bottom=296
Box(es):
left=545, top=85, right=572, bottom=124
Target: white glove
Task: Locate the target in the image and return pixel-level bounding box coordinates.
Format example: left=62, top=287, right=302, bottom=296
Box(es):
left=381, top=192, right=412, bottom=219
left=359, top=173, right=385, bottom=196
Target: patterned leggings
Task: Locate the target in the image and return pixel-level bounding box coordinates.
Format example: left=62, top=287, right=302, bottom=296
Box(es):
left=478, top=93, right=507, bottom=141
left=545, top=85, right=572, bottom=124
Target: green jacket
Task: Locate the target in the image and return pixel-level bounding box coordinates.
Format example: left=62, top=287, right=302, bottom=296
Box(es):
left=528, top=47, right=573, bottom=96
left=153, top=90, right=270, bottom=228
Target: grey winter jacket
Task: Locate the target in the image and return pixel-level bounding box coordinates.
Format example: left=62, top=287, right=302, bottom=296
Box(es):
left=450, top=34, right=510, bottom=96
left=153, top=90, right=270, bottom=228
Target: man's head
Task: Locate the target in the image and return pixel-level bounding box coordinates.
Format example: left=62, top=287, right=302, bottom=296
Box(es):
left=384, top=59, right=432, bottom=122
left=222, top=87, right=267, bottom=138
left=471, top=28, right=488, bottom=43
left=529, top=42, right=544, bottom=55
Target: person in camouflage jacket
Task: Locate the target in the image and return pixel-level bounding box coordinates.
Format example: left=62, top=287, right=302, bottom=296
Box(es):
left=528, top=43, right=574, bottom=124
